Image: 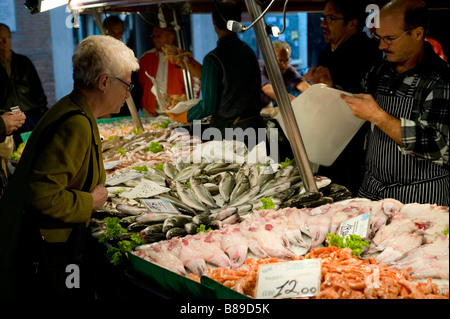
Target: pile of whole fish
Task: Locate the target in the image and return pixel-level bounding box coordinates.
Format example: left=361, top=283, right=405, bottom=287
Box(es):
left=132, top=198, right=449, bottom=289
left=91, top=159, right=353, bottom=249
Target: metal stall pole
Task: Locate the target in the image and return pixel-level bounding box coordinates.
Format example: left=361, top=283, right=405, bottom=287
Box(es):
left=172, top=8, right=195, bottom=100
left=244, top=0, right=318, bottom=193
left=90, top=9, right=144, bottom=132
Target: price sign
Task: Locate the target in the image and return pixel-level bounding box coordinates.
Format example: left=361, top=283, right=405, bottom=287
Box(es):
left=255, top=259, right=321, bottom=299
left=121, top=179, right=170, bottom=199
left=105, top=171, right=142, bottom=186
left=140, top=199, right=180, bottom=214
left=338, top=213, right=370, bottom=239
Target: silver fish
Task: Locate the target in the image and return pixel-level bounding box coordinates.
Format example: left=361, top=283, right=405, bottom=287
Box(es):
left=248, top=165, right=259, bottom=187
left=203, top=183, right=220, bottom=195
left=256, top=165, right=275, bottom=187
left=163, top=162, right=179, bottom=180
left=221, top=213, right=240, bottom=225
left=208, top=163, right=241, bottom=175
left=192, top=212, right=211, bottom=226
left=213, top=206, right=238, bottom=221
left=229, top=175, right=250, bottom=203
left=253, top=182, right=291, bottom=201
left=135, top=212, right=177, bottom=224
left=175, top=181, right=208, bottom=212
left=259, top=179, right=276, bottom=193
left=228, top=185, right=261, bottom=207
left=190, top=176, right=220, bottom=208
left=174, top=164, right=201, bottom=182
left=154, top=193, right=196, bottom=215
left=116, top=204, right=149, bottom=216
left=219, top=172, right=236, bottom=203
left=162, top=215, right=193, bottom=233
left=203, top=162, right=229, bottom=174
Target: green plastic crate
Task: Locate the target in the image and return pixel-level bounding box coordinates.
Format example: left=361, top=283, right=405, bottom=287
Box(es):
left=128, top=252, right=216, bottom=299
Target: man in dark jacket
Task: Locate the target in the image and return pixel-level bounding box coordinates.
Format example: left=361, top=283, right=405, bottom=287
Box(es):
left=0, top=23, right=47, bottom=146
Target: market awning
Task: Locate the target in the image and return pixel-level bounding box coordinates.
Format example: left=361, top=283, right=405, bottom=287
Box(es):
left=25, top=0, right=331, bottom=14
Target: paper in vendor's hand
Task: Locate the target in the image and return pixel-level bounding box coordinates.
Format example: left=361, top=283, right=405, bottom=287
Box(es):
left=165, top=98, right=201, bottom=114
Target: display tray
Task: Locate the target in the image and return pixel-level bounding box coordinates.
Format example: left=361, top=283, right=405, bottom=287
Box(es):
left=128, top=252, right=216, bottom=299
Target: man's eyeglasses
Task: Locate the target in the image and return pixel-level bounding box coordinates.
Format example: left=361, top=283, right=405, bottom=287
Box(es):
left=371, top=29, right=412, bottom=45
left=115, top=77, right=134, bottom=92
left=320, top=15, right=344, bottom=24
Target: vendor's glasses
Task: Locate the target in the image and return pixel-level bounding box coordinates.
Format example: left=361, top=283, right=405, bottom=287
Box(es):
left=372, top=29, right=412, bottom=45
left=115, top=77, right=134, bottom=92
left=320, top=15, right=344, bottom=24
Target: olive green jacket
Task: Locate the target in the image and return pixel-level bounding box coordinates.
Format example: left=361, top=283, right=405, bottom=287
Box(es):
left=0, top=89, right=105, bottom=242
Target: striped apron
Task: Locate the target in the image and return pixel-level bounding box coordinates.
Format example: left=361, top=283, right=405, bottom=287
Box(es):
left=359, top=75, right=449, bottom=206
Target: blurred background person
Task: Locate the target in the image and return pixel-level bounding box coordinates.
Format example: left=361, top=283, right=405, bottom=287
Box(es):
left=260, top=40, right=310, bottom=109
left=103, top=15, right=142, bottom=117
left=0, top=23, right=47, bottom=147
left=139, top=26, right=199, bottom=117
left=0, top=109, right=25, bottom=197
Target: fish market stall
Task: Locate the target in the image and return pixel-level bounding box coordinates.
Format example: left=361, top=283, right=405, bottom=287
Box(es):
left=89, top=117, right=449, bottom=299
left=20, top=1, right=449, bottom=301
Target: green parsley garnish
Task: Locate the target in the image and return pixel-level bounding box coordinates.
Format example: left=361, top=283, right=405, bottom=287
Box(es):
left=326, top=233, right=369, bottom=257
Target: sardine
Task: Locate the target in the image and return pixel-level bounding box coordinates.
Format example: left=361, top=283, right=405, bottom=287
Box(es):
left=190, top=177, right=219, bottom=208
left=154, top=193, right=197, bottom=216
left=192, top=212, right=211, bottom=226
left=135, top=212, right=178, bottom=224
left=139, top=232, right=167, bottom=244
left=203, top=162, right=229, bottom=174
left=116, top=204, right=149, bottom=216
left=91, top=209, right=128, bottom=220
left=228, top=185, right=261, bottom=207
left=163, top=162, right=179, bottom=180
left=127, top=222, right=151, bottom=232
left=214, top=206, right=238, bottom=221
left=248, top=165, right=259, bottom=187
left=221, top=213, right=240, bottom=225
left=174, top=164, right=201, bottom=182
left=162, top=215, right=193, bottom=233
left=281, top=191, right=323, bottom=208
left=203, top=183, right=220, bottom=195
left=219, top=172, right=236, bottom=203
left=184, top=222, right=199, bottom=234
left=175, top=181, right=208, bottom=212
left=207, top=163, right=241, bottom=175
left=229, top=175, right=250, bottom=203
left=140, top=223, right=164, bottom=235
left=166, top=227, right=188, bottom=239
left=252, top=182, right=291, bottom=201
